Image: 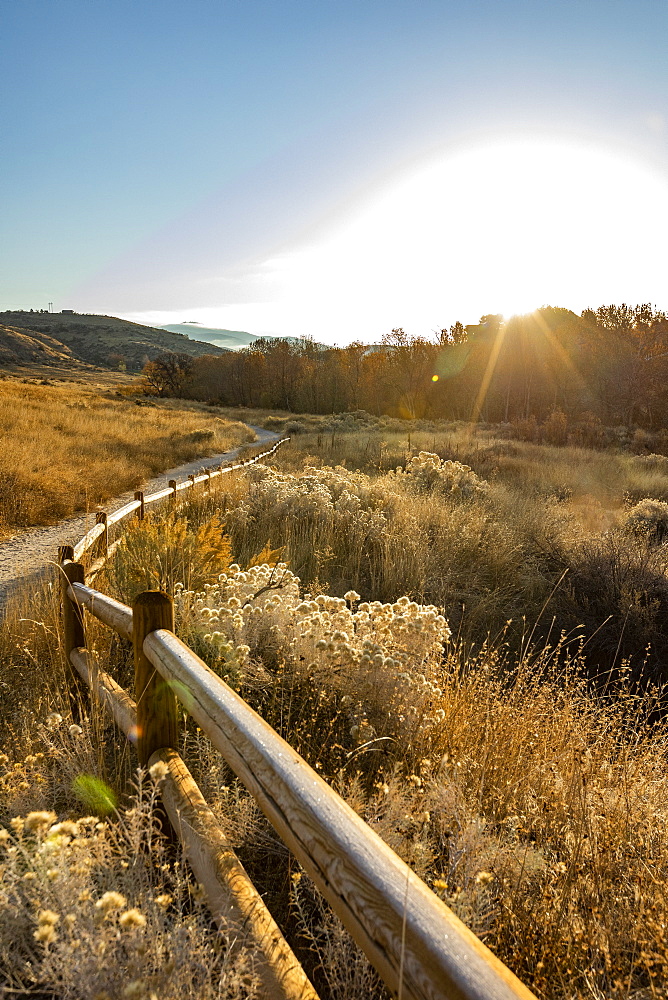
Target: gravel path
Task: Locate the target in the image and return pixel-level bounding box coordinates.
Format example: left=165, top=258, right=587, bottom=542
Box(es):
left=0, top=425, right=278, bottom=617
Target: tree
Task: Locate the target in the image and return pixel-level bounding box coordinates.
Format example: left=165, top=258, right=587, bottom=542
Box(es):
left=581, top=304, right=668, bottom=426
left=435, top=321, right=467, bottom=346
left=381, top=329, right=438, bottom=418
left=107, top=352, right=126, bottom=372
left=142, top=352, right=194, bottom=397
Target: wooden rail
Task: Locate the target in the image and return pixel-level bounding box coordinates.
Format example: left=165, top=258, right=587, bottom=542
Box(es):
left=57, top=433, right=539, bottom=1000
left=72, top=437, right=288, bottom=563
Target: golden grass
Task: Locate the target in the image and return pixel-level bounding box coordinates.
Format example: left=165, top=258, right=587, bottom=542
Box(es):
left=269, top=421, right=668, bottom=512
left=0, top=381, right=254, bottom=538
left=2, top=419, right=668, bottom=998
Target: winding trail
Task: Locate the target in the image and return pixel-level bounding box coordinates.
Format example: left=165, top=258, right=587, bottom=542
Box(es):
left=0, top=425, right=278, bottom=616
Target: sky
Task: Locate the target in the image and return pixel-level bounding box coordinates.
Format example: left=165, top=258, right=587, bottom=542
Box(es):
left=2, top=0, right=668, bottom=345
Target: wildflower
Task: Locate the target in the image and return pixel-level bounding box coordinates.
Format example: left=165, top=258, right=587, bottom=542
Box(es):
left=95, top=891, right=127, bottom=913
left=344, top=590, right=360, bottom=603
left=190, top=883, right=205, bottom=902
left=69, top=724, right=83, bottom=737
left=475, top=871, right=494, bottom=886
left=25, top=811, right=57, bottom=833
left=37, top=909, right=60, bottom=927
left=119, top=908, right=147, bottom=929
left=46, top=712, right=63, bottom=729
left=148, top=760, right=168, bottom=782
left=154, top=894, right=172, bottom=909
left=47, top=868, right=60, bottom=881
left=433, top=878, right=448, bottom=891
left=122, top=983, right=145, bottom=998
left=48, top=820, right=79, bottom=838
left=0, top=828, right=10, bottom=844
left=34, top=924, right=57, bottom=944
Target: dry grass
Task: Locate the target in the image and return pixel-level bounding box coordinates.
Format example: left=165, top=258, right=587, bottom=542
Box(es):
left=2, top=423, right=668, bottom=998
left=0, top=381, right=254, bottom=538
left=0, top=759, right=264, bottom=998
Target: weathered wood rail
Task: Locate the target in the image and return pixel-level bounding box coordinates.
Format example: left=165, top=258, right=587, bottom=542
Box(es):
left=58, top=434, right=538, bottom=1000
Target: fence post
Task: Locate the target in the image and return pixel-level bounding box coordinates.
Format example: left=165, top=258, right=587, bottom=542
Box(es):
left=169, top=479, right=177, bottom=508
left=133, top=591, right=179, bottom=767
left=188, top=473, right=196, bottom=491
left=95, top=511, right=108, bottom=558
left=134, top=490, right=145, bottom=520
left=58, top=546, right=87, bottom=720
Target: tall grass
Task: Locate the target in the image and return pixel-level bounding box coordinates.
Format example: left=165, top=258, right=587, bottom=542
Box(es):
left=0, top=381, right=254, bottom=537
left=2, top=426, right=668, bottom=998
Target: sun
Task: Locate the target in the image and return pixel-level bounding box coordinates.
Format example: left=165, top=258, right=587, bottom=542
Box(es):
left=149, top=135, right=668, bottom=343
left=296, top=135, right=668, bottom=327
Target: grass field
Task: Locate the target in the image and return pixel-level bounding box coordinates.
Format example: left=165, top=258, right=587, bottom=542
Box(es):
left=2, top=402, right=668, bottom=998
left=0, top=380, right=254, bottom=539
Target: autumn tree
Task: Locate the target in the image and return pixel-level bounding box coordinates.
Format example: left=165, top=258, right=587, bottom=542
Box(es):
left=142, top=352, right=195, bottom=397
left=581, top=304, right=668, bottom=426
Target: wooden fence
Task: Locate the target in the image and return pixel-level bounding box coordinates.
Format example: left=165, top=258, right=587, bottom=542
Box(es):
left=58, top=435, right=538, bottom=1000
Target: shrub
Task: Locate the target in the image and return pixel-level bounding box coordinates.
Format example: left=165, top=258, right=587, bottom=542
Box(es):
left=542, top=408, right=568, bottom=446
left=632, top=453, right=668, bottom=473
left=551, top=528, right=668, bottom=682
left=108, top=515, right=232, bottom=601
left=622, top=498, right=668, bottom=544
left=0, top=773, right=262, bottom=998
left=398, top=451, right=488, bottom=499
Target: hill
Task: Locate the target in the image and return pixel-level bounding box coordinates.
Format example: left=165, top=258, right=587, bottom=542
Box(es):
left=0, top=311, right=229, bottom=371
left=162, top=322, right=330, bottom=352
left=161, top=323, right=261, bottom=350
left=0, top=323, right=77, bottom=365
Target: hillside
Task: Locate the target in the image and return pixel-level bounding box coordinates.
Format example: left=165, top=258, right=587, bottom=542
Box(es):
left=0, top=311, right=228, bottom=371
left=162, top=322, right=330, bottom=352
left=161, top=322, right=261, bottom=350
left=0, top=323, right=77, bottom=365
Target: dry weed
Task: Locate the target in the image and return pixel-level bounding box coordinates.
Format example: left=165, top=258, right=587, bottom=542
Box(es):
left=0, top=380, right=253, bottom=537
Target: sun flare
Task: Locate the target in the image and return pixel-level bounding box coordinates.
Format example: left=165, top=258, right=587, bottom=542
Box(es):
left=131, top=136, right=668, bottom=343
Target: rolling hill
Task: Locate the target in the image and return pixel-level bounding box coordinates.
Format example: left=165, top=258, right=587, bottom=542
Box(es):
left=0, top=323, right=77, bottom=365
left=161, top=323, right=261, bottom=350
left=161, top=322, right=329, bottom=352
left=0, top=312, right=229, bottom=371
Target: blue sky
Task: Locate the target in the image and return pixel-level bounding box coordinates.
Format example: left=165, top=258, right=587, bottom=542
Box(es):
left=2, top=0, right=668, bottom=342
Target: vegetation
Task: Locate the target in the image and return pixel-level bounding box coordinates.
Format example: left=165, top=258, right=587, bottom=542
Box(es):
left=0, top=311, right=229, bottom=371
left=0, top=322, right=77, bottom=365
left=2, top=417, right=668, bottom=998
left=0, top=380, right=253, bottom=538
left=176, top=305, right=668, bottom=431
left=3, top=310, right=668, bottom=995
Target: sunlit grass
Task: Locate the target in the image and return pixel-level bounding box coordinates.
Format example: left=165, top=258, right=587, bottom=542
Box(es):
left=0, top=381, right=254, bottom=537
left=2, top=414, right=668, bottom=998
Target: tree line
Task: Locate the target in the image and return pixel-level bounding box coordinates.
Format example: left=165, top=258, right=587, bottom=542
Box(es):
left=143, top=304, right=668, bottom=428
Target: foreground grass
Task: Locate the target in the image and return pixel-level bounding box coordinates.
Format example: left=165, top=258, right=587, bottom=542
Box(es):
left=0, top=381, right=255, bottom=538
left=2, top=452, right=668, bottom=998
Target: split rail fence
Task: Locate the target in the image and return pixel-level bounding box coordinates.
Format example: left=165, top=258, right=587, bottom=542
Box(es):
left=57, top=436, right=537, bottom=1000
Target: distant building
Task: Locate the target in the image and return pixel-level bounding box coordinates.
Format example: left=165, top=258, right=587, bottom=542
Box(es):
left=61, top=309, right=74, bottom=315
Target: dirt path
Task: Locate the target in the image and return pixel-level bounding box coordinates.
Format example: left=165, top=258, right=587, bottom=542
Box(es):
left=0, top=426, right=278, bottom=616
